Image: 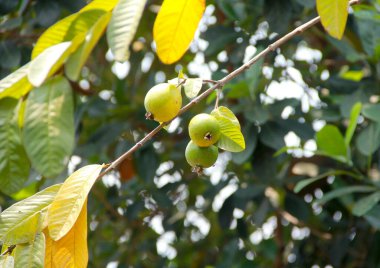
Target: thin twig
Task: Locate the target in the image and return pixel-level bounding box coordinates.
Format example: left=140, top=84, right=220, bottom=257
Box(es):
left=1, top=245, right=16, bottom=256
left=97, top=0, right=359, bottom=180
left=202, top=79, right=218, bottom=84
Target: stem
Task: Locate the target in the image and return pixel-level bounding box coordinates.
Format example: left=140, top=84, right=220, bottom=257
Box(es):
left=97, top=0, right=359, bottom=180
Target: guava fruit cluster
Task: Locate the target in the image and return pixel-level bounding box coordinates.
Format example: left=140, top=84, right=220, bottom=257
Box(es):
left=144, top=82, right=221, bottom=174
left=185, top=113, right=220, bottom=173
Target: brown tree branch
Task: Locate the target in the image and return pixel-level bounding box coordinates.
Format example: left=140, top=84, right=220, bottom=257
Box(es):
left=97, top=0, right=359, bottom=180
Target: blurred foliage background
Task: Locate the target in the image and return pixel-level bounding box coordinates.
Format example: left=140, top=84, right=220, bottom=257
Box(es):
left=1, top=0, right=380, bottom=267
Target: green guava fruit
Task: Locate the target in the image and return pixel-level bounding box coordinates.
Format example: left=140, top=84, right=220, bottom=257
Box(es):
left=188, top=113, right=221, bottom=147
left=144, top=83, right=182, bottom=122
left=185, top=141, right=218, bottom=168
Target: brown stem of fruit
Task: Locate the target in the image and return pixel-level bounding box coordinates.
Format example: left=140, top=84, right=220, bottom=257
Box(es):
left=97, top=0, right=359, bottom=180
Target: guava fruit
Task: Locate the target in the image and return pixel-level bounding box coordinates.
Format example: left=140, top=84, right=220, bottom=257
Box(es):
left=144, top=83, right=182, bottom=122
left=185, top=140, right=218, bottom=168
left=188, top=113, right=221, bottom=147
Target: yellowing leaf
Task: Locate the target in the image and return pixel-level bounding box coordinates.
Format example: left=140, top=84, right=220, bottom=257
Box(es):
left=13, top=233, right=45, bottom=268
left=28, top=42, right=73, bottom=87
left=0, top=63, right=32, bottom=100
left=211, top=106, right=245, bottom=152
left=317, top=0, right=349, bottom=39
left=32, top=1, right=118, bottom=59
left=45, top=204, right=88, bottom=268
left=80, top=0, right=119, bottom=12
left=48, top=165, right=103, bottom=240
left=107, top=0, right=147, bottom=62
left=31, top=15, right=78, bottom=59
left=0, top=184, right=61, bottom=245
left=153, top=0, right=205, bottom=64
left=65, top=12, right=112, bottom=81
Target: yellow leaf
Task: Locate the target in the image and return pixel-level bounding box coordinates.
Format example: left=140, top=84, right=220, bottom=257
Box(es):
left=317, top=0, right=349, bottom=39
left=153, top=0, right=205, bottom=64
left=48, top=165, right=103, bottom=240
left=45, top=203, right=88, bottom=268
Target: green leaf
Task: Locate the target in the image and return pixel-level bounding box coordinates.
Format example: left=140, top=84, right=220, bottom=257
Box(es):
left=0, top=98, right=30, bottom=195
left=184, top=78, right=203, bottom=99
left=356, top=122, right=380, bottom=156
left=316, top=185, right=376, bottom=205
left=211, top=106, right=245, bottom=152
left=294, top=172, right=333, bottom=193
left=352, top=191, right=380, bottom=217
left=0, top=184, right=61, bottom=245
left=13, top=233, right=45, bottom=268
left=23, top=76, right=74, bottom=178
left=345, top=102, right=362, bottom=146
left=65, top=12, right=112, bottom=81
left=294, top=170, right=361, bottom=193
left=0, top=63, right=32, bottom=100
left=48, top=164, right=103, bottom=240
left=362, top=104, right=380, bottom=122
left=28, top=42, right=73, bottom=87
left=107, top=0, right=147, bottom=62
left=0, top=255, right=14, bottom=268
left=316, top=124, right=347, bottom=160
left=316, top=0, right=349, bottom=39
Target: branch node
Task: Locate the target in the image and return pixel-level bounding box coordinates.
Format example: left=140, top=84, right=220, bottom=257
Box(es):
left=145, top=112, right=154, bottom=120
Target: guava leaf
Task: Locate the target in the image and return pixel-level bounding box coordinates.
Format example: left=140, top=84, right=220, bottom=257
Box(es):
left=211, top=106, right=245, bottom=152
left=184, top=78, right=203, bottom=99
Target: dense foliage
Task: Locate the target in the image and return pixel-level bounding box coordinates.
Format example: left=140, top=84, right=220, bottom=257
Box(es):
left=1, top=0, right=380, bottom=267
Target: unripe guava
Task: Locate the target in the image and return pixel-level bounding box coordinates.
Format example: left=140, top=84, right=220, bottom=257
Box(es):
left=144, top=83, right=182, bottom=122
left=188, top=113, right=221, bottom=147
left=185, top=141, right=218, bottom=168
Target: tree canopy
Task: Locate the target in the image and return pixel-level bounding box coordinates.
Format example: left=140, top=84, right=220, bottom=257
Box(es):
left=0, top=0, right=380, bottom=267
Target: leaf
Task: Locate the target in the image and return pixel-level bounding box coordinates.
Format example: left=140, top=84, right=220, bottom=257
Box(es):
left=107, top=0, right=147, bottom=62
left=13, top=233, right=45, bottom=268
left=0, top=184, right=61, bottom=245
left=32, top=1, right=118, bottom=59
left=362, top=104, right=380, bottom=122
left=316, top=124, right=347, bottom=160
left=153, top=0, right=206, bottom=64
left=316, top=0, right=349, bottom=39
left=211, top=106, right=245, bottom=152
left=45, top=203, right=88, bottom=268
left=0, top=255, right=14, bottom=268
left=48, top=165, right=103, bottom=240
left=356, top=122, right=380, bottom=156
left=352, top=192, right=380, bottom=217
left=28, top=42, right=73, bottom=87
left=65, top=12, right=112, bottom=81
left=294, top=171, right=333, bottom=193
left=0, top=63, right=32, bottom=100
left=23, top=76, right=74, bottom=178
left=345, top=102, right=362, bottom=146
left=0, top=98, right=30, bottom=195
left=316, top=185, right=376, bottom=205
left=184, top=78, right=203, bottom=98
left=31, top=15, right=78, bottom=59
